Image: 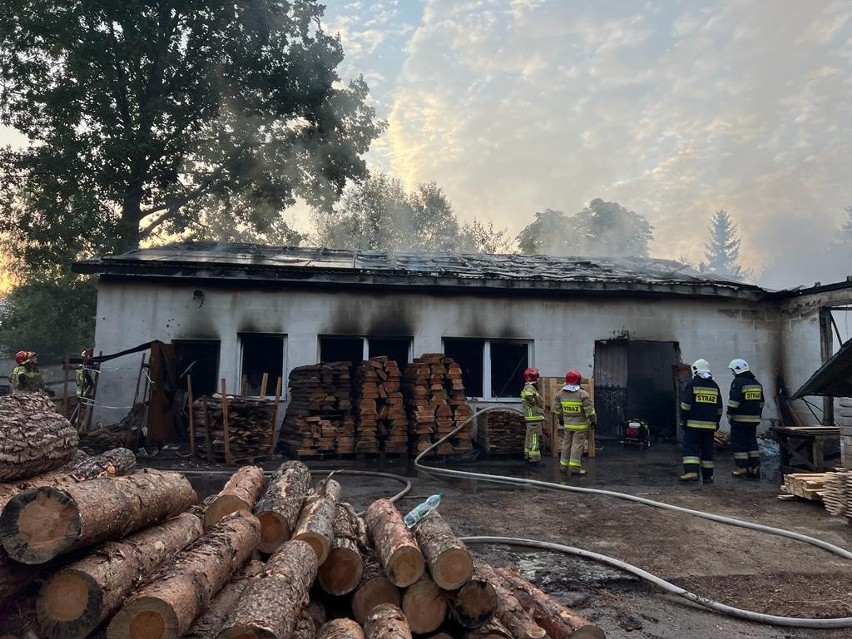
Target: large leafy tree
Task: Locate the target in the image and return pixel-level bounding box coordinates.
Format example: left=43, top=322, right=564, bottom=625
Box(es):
left=517, top=199, right=654, bottom=257
left=0, top=0, right=385, bottom=266
left=704, top=209, right=749, bottom=281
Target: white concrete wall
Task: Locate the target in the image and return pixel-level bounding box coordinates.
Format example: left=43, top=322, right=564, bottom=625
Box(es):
left=91, top=281, right=785, bottom=429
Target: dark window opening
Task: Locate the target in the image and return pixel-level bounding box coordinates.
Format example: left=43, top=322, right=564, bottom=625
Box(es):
left=240, top=334, right=284, bottom=396
left=320, top=336, right=364, bottom=365
left=444, top=339, right=484, bottom=397
left=173, top=340, right=220, bottom=396
left=490, top=341, right=529, bottom=398
left=369, top=338, right=411, bottom=370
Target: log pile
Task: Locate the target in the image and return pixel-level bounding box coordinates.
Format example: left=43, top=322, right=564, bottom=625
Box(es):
left=822, top=470, right=852, bottom=517
left=279, top=363, right=357, bottom=457
left=192, top=395, right=276, bottom=463
left=353, top=357, right=409, bottom=455
left=475, top=409, right=525, bottom=456
left=402, top=354, right=474, bottom=456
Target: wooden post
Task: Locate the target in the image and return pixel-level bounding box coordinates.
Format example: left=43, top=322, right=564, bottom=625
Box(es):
left=202, top=397, right=214, bottom=462
left=584, top=377, right=596, bottom=458
left=220, top=379, right=232, bottom=465
left=81, top=351, right=102, bottom=433
left=187, top=374, right=195, bottom=458
left=62, top=356, right=70, bottom=418
left=260, top=373, right=269, bottom=397
left=270, top=377, right=282, bottom=456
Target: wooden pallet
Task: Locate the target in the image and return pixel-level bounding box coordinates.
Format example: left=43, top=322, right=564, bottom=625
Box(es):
left=779, top=472, right=828, bottom=502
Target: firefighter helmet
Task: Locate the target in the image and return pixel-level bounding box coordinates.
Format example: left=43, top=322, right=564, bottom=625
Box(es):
left=564, top=369, right=582, bottom=385
left=691, top=359, right=711, bottom=376
left=728, top=358, right=749, bottom=374
left=523, top=367, right=540, bottom=383
left=14, top=350, right=29, bottom=365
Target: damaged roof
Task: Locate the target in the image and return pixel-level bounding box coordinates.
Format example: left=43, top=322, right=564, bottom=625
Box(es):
left=74, top=242, right=768, bottom=299
left=792, top=337, right=852, bottom=399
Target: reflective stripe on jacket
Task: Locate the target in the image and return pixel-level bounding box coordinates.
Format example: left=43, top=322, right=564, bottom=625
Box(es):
left=553, top=386, right=596, bottom=431
left=680, top=375, right=723, bottom=430
left=520, top=382, right=545, bottom=421
left=10, top=365, right=44, bottom=392
left=727, top=371, right=764, bottom=425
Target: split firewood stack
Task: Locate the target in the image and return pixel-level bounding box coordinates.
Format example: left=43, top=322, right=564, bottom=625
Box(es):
left=475, top=409, right=526, bottom=456
left=402, top=354, right=474, bottom=456
left=279, top=363, right=357, bottom=457
left=193, top=396, right=277, bottom=463
left=353, top=357, right=408, bottom=455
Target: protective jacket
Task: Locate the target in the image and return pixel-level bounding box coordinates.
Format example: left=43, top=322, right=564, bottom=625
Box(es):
left=680, top=375, right=723, bottom=430
left=727, top=371, right=764, bottom=424
left=10, top=365, right=45, bottom=392
left=553, top=385, right=596, bottom=431
left=520, top=382, right=545, bottom=421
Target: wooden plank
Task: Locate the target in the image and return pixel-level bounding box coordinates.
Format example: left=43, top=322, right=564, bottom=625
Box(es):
left=187, top=374, right=196, bottom=458
left=270, top=376, right=282, bottom=456
left=220, top=378, right=232, bottom=465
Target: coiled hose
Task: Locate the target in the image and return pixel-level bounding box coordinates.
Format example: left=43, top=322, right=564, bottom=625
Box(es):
left=413, top=406, right=852, bottom=629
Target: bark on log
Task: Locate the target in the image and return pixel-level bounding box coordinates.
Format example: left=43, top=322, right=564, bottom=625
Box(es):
left=475, top=563, right=545, bottom=639
left=293, top=477, right=342, bottom=565
left=318, top=618, right=365, bottom=639
left=364, top=603, right=412, bottom=639
left=401, top=574, right=447, bottom=634
left=318, top=502, right=365, bottom=595
left=36, top=512, right=204, bottom=639
left=413, top=511, right=472, bottom=590
left=446, top=563, right=497, bottom=629
left=462, top=618, right=513, bottom=639
left=0, top=469, right=197, bottom=564
left=217, top=538, right=319, bottom=639
left=185, top=560, right=266, bottom=639
left=0, top=448, right=136, bottom=512
left=352, top=552, right=401, bottom=625
left=106, top=511, right=260, bottom=639
left=494, top=567, right=605, bottom=639
left=292, top=611, right=318, bottom=639
left=253, top=460, right=311, bottom=553
left=204, top=465, right=266, bottom=528
left=0, top=393, right=79, bottom=481
left=365, top=499, right=424, bottom=588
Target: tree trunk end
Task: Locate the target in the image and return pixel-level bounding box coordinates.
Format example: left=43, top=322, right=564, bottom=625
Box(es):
left=38, top=569, right=99, bottom=639
left=432, top=547, right=473, bottom=591
left=1, top=486, right=80, bottom=564
left=401, top=576, right=447, bottom=634
left=107, top=597, right=179, bottom=639
left=317, top=547, right=363, bottom=596
left=256, top=511, right=290, bottom=554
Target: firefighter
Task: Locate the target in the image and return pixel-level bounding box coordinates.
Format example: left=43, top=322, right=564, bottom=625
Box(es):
left=552, top=369, right=596, bottom=476
left=519, top=367, right=544, bottom=463
left=76, top=348, right=95, bottom=398
left=727, top=358, right=764, bottom=479
left=679, top=358, right=723, bottom=483
left=9, top=350, right=46, bottom=393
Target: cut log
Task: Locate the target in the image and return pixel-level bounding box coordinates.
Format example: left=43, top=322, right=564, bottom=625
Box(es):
left=317, top=502, right=365, bottom=595
left=462, top=618, right=513, bottom=639
left=293, top=477, right=342, bottom=565
left=318, top=618, right=365, bottom=639
left=0, top=393, right=79, bottom=481
left=106, top=511, right=260, bottom=639
left=365, top=499, right=424, bottom=587
left=253, top=460, right=312, bottom=553
left=292, top=611, right=318, bottom=639
left=37, top=512, right=204, bottom=639
left=0, top=469, right=197, bottom=564
left=413, top=511, right=472, bottom=590
left=401, top=574, right=447, bottom=634
left=364, top=603, right=412, bottom=639
left=0, top=447, right=136, bottom=512
left=351, top=552, right=401, bottom=625
left=204, top=465, right=266, bottom=528
left=475, top=563, right=545, bottom=639
left=495, top=567, right=603, bottom=638
left=217, top=539, right=319, bottom=639
left=185, top=560, right=266, bottom=639
left=447, top=563, right=497, bottom=629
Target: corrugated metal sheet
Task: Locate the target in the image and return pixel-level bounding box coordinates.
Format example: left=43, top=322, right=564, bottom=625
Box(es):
left=792, top=338, right=852, bottom=399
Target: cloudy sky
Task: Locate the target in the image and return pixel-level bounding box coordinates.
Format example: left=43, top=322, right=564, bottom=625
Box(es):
left=1, top=0, right=850, bottom=290
left=316, top=0, right=852, bottom=289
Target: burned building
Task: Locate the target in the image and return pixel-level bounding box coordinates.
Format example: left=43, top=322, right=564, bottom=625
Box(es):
left=74, top=243, right=852, bottom=446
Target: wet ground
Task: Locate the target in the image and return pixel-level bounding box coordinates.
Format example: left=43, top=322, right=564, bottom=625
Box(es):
left=149, top=442, right=852, bottom=639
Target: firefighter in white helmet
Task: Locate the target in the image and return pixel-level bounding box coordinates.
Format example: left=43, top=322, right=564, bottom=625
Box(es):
left=678, top=359, right=723, bottom=483
left=727, top=358, right=764, bottom=479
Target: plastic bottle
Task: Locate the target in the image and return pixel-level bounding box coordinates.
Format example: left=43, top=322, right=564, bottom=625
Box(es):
left=403, top=494, right=443, bottom=529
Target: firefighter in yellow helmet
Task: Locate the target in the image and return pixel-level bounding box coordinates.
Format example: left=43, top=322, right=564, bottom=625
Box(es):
left=679, top=358, right=723, bottom=483
left=519, top=367, right=543, bottom=463
left=552, top=369, right=596, bottom=476
left=9, top=350, right=46, bottom=393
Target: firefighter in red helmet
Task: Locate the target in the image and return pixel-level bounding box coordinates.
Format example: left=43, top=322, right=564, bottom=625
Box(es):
left=553, top=369, right=596, bottom=475
left=519, top=367, right=543, bottom=462
left=9, top=350, right=46, bottom=393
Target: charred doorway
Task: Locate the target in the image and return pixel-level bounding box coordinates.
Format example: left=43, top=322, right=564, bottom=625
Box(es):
left=594, top=339, right=680, bottom=441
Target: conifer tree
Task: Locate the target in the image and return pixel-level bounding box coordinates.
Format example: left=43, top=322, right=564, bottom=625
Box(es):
left=704, top=210, right=749, bottom=281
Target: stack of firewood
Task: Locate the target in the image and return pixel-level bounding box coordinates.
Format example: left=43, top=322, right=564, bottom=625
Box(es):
left=192, top=396, right=277, bottom=463
left=0, top=456, right=605, bottom=639
left=475, top=409, right=525, bottom=456
left=402, top=354, right=474, bottom=456
left=279, top=363, right=357, bottom=457
left=822, top=470, right=852, bottom=517
left=353, top=357, right=409, bottom=455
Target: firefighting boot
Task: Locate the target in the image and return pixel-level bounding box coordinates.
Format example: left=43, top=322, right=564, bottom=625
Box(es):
left=678, top=472, right=700, bottom=482
left=702, top=474, right=714, bottom=484
left=731, top=468, right=747, bottom=477
left=572, top=467, right=588, bottom=476
left=746, top=467, right=761, bottom=480
left=560, top=465, right=569, bottom=475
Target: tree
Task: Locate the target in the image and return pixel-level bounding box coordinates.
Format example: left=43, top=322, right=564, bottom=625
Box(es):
left=0, top=1, right=385, bottom=268
left=458, top=220, right=515, bottom=254
left=704, top=210, right=750, bottom=281
left=516, top=199, right=653, bottom=257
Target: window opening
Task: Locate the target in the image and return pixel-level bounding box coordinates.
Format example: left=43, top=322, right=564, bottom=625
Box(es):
left=444, top=338, right=485, bottom=397
left=173, top=340, right=220, bottom=396
left=240, top=333, right=285, bottom=396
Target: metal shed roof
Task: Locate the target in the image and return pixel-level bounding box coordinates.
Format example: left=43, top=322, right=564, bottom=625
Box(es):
left=791, top=337, right=852, bottom=399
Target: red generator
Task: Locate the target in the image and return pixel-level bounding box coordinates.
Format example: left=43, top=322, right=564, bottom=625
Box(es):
left=622, top=418, right=651, bottom=448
